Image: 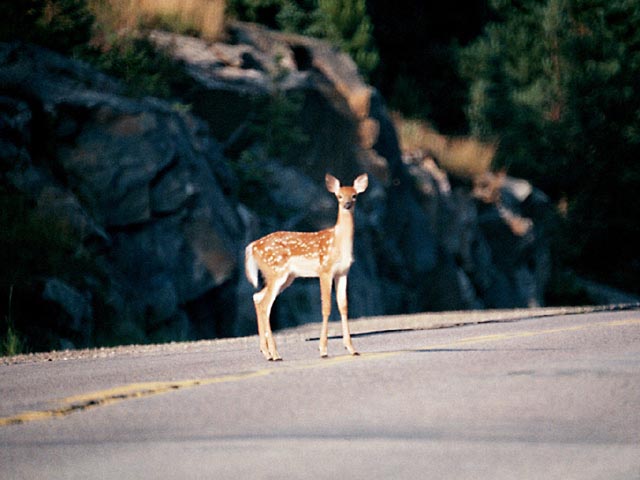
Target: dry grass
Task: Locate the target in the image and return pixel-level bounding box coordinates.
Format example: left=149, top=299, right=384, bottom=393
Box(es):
left=89, top=0, right=226, bottom=40
left=392, top=113, right=496, bottom=179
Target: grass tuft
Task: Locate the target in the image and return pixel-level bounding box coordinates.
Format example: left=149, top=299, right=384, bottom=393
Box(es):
left=88, top=0, right=227, bottom=40
left=1, top=286, right=25, bottom=357
left=392, top=113, right=496, bottom=179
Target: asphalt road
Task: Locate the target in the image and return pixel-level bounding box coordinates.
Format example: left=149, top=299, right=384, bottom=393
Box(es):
left=1, top=308, right=639, bottom=479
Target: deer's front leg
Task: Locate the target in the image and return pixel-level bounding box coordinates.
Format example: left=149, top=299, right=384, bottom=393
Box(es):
left=336, top=274, right=358, bottom=356
left=252, top=289, right=270, bottom=360
left=319, top=274, right=332, bottom=357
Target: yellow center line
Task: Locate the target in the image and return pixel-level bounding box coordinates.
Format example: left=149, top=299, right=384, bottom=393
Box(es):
left=411, top=318, right=640, bottom=351
left=0, top=369, right=275, bottom=427
left=2, top=318, right=638, bottom=427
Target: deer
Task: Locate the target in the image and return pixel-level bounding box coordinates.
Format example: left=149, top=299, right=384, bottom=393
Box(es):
left=245, top=173, right=369, bottom=361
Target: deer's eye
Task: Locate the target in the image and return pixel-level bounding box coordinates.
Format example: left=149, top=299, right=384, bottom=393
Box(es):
left=351, top=195, right=357, bottom=200
left=338, top=194, right=343, bottom=200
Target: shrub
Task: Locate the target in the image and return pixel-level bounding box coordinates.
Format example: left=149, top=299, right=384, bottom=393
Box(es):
left=1, top=286, right=25, bottom=357
left=78, top=35, right=192, bottom=98
left=0, top=0, right=94, bottom=54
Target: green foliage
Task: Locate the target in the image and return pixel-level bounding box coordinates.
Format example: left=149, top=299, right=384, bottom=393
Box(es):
left=1, top=286, right=26, bottom=357
left=227, top=0, right=284, bottom=27
left=134, top=12, right=201, bottom=38
left=227, top=0, right=379, bottom=77
left=231, top=88, right=309, bottom=213
left=1, top=323, right=25, bottom=357
left=276, top=0, right=321, bottom=33
left=232, top=150, right=274, bottom=216
left=0, top=0, right=94, bottom=54
left=311, top=0, right=379, bottom=76
left=248, top=90, right=309, bottom=158
left=459, top=0, right=640, bottom=292
left=78, top=35, right=191, bottom=98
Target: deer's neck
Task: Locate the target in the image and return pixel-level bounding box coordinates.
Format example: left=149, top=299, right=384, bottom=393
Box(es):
left=333, top=207, right=355, bottom=259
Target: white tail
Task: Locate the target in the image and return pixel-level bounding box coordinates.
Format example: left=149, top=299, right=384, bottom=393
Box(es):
left=244, top=244, right=259, bottom=288
left=245, top=173, right=369, bottom=361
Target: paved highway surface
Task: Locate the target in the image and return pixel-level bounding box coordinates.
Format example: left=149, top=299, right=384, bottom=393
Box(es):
left=1, top=308, right=639, bottom=479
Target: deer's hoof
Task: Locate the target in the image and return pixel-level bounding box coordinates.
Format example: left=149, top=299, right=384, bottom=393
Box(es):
left=344, top=344, right=359, bottom=356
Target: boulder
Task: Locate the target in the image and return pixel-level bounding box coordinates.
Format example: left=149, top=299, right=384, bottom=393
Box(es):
left=404, top=156, right=553, bottom=309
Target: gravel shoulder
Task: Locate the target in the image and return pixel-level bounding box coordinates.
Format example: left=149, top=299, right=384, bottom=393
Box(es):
left=3, top=304, right=637, bottom=366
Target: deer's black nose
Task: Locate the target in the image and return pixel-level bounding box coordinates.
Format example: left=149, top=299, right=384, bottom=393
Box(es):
left=343, top=201, right=353, bottom=210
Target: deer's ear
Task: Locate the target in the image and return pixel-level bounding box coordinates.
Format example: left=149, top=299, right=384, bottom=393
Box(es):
left=353, top=173, right=368, bottom=193
left=325, top=174, right=340, bottom=193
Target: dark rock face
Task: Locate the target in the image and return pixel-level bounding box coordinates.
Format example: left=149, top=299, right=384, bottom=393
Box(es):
left=1, top=42, right=243, bottom=349
left=1, top=28, right=555, bottom=351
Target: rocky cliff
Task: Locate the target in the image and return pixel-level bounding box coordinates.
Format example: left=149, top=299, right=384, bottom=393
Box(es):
left=0, top=23, right=553, bottom=351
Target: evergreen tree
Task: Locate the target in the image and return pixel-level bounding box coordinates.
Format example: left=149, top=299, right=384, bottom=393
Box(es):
left=311, top=0, right=379, bottom=76
left=459, top=0, right=640, bottom=291
left=561, top=0, right=640, bottom=286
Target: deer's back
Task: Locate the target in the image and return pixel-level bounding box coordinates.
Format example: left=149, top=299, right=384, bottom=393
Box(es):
left=251, top=229, right=335, bottom=277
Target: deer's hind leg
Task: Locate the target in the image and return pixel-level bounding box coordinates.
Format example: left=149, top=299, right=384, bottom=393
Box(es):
left=254, top=274, right=293, bottom=361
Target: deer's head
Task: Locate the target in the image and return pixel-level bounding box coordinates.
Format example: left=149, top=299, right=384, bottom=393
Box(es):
left=325, top=173, right=368, bottom=211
